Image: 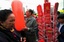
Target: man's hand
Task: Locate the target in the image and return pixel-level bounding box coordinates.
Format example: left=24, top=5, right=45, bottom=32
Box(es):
left=22, top=27, right=28, bottom=31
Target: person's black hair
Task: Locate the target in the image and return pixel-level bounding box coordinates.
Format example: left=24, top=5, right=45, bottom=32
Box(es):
left=57, top=14, right=64, bottom=19
left=57, top=11, right=60, bottom=15
left=0, top=9, right=12, bottom=22
left=29, top=9, right=34, bottom=15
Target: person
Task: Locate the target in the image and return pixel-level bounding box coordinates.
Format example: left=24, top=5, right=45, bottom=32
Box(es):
left=57, top=14, right=64, bottom=42
left=0, top=9, right=20, bottom=42
left=25, top=9, right=38, bottom=42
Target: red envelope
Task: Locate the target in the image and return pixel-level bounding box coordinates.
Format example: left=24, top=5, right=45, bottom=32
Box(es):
left=37, top=5, right=43, bottom=16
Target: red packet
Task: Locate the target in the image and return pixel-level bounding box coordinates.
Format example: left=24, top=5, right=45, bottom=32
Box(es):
left=54, top=2, right=59, bottom=14
left=37, top=5, right=43, bottom=16
left=44, top=2, right=51, bottom=24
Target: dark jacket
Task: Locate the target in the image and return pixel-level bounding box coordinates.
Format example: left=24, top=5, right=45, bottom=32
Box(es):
left=57, top=23, right=64, bottom=42
left=26, top=16, right=37, bottom=30
left=25, top=16, right=38, bottom=42
left=57, top=23, right=64, bottom=33
left=0, top=25, right=20, bottom=42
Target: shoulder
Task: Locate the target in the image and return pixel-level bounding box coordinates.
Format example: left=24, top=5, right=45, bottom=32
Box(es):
left=31, top=17, right=36, bottom=21
left=57, top=23, right=60, bottom=28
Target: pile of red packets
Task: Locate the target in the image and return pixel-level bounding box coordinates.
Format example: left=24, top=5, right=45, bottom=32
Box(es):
left=37, top=0, right=59, bottom=42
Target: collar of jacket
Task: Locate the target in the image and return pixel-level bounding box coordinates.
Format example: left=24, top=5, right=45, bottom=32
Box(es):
left=0, top=24, right=11, bottom=32
left=27, top=16, right=33, bottom=20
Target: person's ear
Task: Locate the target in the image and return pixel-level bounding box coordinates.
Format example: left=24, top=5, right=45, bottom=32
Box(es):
left=0, top=21, right=1, bottom=24
left=63, top=19, right=64, bottom=22
left=0, top=21, right=7, bottom=27
left=29, top=12, right=31, bottom=15
left=0, top=21, right=3, bottom=24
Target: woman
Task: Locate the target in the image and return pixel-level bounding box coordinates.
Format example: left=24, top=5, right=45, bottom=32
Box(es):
left=0, top=9, right=20, bottom=42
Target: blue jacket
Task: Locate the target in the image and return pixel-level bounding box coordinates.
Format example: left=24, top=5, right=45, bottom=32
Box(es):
left=57, top=23, right=64, bottom=33
left=57, top=23, right=64, bottom=42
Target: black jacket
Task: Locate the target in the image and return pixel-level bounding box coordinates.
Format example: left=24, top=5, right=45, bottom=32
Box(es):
left=57, top=23, right=64, bottom=42
left=0, top=25, right=20, bottom=42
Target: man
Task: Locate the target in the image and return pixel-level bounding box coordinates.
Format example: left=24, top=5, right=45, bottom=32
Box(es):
left=57, top=14, right=64, bottom=42
left=25, top=9, right=38, bottom=42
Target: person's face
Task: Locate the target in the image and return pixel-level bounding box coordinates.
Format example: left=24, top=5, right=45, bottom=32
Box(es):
left=2, top=13, right=15, bottom=29
left=26, top=10, right=31, bottom=17
left=58, top=19, right=64, bottom=23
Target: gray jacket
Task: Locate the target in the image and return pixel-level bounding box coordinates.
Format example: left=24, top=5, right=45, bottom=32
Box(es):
left=26, top=16, right=38, bottom=31
left=25, top=16, right=38, bottom=42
